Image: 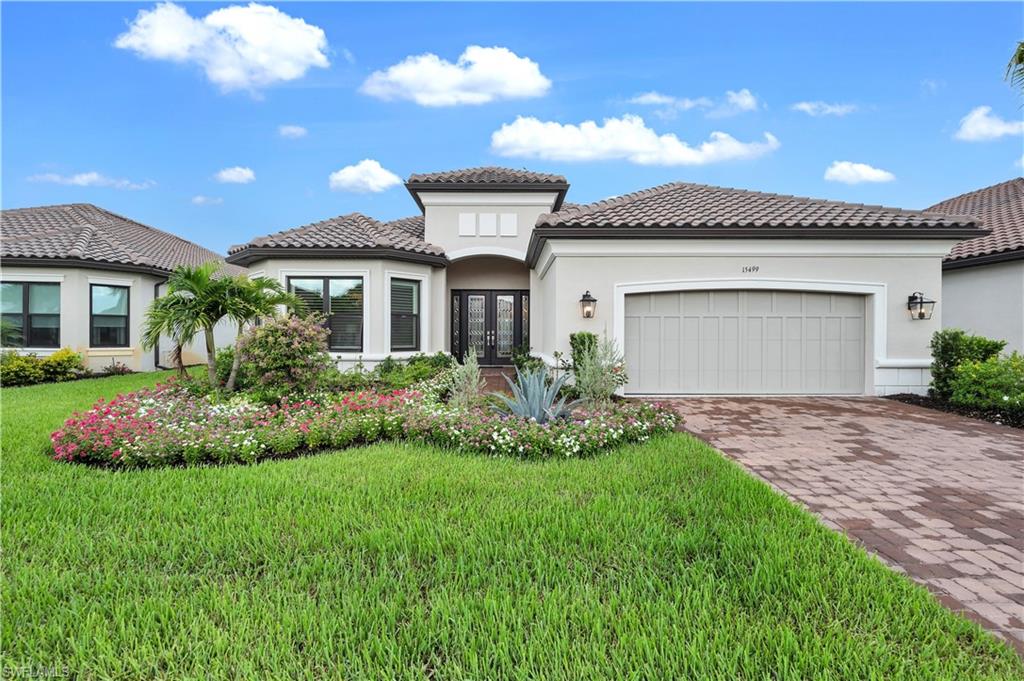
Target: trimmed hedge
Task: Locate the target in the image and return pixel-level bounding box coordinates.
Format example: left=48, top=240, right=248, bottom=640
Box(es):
left=928, top=329, right=1005, bottom=401
left=949, top=353, right=1024, bottom=414
left=0, top=348, right=85, bottom=387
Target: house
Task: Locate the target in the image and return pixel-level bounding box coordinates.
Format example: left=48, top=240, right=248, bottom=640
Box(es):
left=0, top=203, right=241, bottom=372
left=929, top=178, right=1024, bottom=353
left=227, top=166, right=984, bottom=397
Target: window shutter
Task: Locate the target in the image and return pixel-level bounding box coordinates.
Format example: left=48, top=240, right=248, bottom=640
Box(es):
left=390, top=279, right=419, bottom=351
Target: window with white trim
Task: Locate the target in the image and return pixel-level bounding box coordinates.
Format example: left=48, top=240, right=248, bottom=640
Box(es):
left=288, top=276, right=364, bottom=352
left=90, top=284, right=129, bottom=347
left=1, top=282, right=60, bottom=348
left=390, top=279, right=420, bottom=351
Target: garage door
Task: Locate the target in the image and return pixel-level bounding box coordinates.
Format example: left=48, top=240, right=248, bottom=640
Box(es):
left=624, top=290, right=865, bottom=395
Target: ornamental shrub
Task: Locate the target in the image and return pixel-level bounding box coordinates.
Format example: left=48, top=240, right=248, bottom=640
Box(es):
left=929, top=329, right=1006, bottom=401
left=0, top=351, right=45, bottom=386
left=239, top=314, right=336, bottom=401
left=511, top=344, right=546, bottom=375
left=949, top=353, right=1024, bottom=413
left=569, top=332, right=598, bottom=370
left=574, top=335, right=629, bottom=406
left=450, top=351, right=485, bottom=410
left=40, top=348, right=85, bottom=382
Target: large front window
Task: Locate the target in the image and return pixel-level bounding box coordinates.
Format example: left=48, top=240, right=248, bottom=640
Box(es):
left=289, top=277, right=364, bottom=352
left=90, top=285, right=129, bottom=347
left=1, top=282, right=60, bottom=348
left=390, top=279, right=420, bottom=352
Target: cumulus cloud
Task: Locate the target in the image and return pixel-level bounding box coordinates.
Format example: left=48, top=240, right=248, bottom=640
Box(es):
left=360, top=45, right=551, bottom=106
left=628, top=89, right=758, bottom=118
left=823, top=161, right=895, bottom=184
left=954, top=106, right=1024, bottom=141
left=278, top=124, right=307, bottom=138
left=191, top=195, right=223, bottom=205
left=215, top=166, right=255, bottom=183
left=114, top=2, right=329, bottom=93
left=491, top=114, right=780, bottom=166
left=28, top=171, right=155, bottom=190
left=791, top=101, right=856, bottom=117
left=328, top=159, right=401, bottom=193
left=722, top=88, right=758, bottom=113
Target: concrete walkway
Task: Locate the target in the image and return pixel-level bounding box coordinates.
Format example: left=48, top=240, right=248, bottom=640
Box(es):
left=665, top=396, right=1024, bottom=652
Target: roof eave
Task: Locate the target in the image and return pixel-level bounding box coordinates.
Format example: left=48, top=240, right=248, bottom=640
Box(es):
left=225, top=246, right=449, bottom=268
left=943, top=247, right=1024, bottom=270
left=525, top=226, right=989, bottom=268
left=405, top=181, right=570, bottom=213
left=0, top=255, right=171, bottom=279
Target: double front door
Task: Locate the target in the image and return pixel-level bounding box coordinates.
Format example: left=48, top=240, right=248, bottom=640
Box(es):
left=451, top=290, right=529, bottom=366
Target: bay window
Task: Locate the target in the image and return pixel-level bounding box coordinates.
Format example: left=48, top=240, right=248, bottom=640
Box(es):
left=390, top=279, right=420, bottom=352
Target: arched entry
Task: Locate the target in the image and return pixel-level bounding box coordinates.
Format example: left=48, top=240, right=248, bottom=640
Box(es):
left=447, top=256, right=530, bottom=366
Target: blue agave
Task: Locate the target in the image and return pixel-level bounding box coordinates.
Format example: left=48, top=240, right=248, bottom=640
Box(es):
left=491, top=367, right=578, bottom=424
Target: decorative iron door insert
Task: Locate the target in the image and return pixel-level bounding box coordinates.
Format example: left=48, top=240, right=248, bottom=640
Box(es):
left=450, top=290, right=528, bottom=366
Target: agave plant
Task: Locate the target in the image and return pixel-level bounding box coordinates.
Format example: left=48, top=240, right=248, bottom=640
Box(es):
left=491, top=367, right=578, bottom=424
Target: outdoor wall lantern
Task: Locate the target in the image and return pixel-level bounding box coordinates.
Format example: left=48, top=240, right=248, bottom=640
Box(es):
left=579, top=291, right=598, bottom=319
left=907, top=292, right=936, bottom=320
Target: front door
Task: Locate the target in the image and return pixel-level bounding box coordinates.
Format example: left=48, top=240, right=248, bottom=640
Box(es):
left=451, top=290, right=529, bottom=366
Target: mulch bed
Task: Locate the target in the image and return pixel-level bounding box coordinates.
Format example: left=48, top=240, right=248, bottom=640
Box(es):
left=884, top=393, right=1024, bottom=430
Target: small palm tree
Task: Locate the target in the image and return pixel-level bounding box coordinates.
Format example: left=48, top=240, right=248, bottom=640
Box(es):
left=222, top=276, right=299, bottom=392
left=142, top=262, right=234, bottom=388
left=1007, top=41, right=1024, bottom=93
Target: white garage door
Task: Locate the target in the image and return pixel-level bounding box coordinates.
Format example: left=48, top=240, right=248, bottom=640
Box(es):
left=624, top=290, right=865, bottom=395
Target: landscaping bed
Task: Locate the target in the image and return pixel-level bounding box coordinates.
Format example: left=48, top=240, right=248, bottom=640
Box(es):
left=884, top=393, right=1024, bottom=429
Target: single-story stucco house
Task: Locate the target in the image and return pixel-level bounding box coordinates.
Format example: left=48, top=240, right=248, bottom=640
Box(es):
left=929, top=178, right=1023, bottom=353
left=1, top=203, right=241, bottom=372
left=226, top=166, right=985, bottom=397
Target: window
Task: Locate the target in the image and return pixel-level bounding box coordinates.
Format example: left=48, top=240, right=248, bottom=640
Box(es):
left=288, top=277, right=363, bottom=352
left=1, top=282, right=60, bottom=348
left=390, top=279, right=420, bottom=351
left=90, top=285, right=129, bottom=347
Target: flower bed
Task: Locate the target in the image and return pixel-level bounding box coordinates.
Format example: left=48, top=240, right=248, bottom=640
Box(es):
left=51, top=378, right=678, bottom=467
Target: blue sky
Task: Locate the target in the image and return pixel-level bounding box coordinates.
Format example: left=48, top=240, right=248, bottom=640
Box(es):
left=2, top=2, right=1021, bottom=254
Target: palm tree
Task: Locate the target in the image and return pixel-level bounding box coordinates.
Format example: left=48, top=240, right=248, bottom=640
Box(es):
left=1007, top=41, right=1024, bottom=93
left=223, top=276, right=299, bottom=392
left=142, top=262, right=234, bottom=388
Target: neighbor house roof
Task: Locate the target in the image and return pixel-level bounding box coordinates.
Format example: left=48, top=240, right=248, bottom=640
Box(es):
left=528, top=181, right=985, bottom=265
left=927, top=178, right=1024, bottom=269
left=405, top=166, right=570, bottom=211
left=0, top=203, right=243, bottom=277
left=226, top=212, right=446, bottom=267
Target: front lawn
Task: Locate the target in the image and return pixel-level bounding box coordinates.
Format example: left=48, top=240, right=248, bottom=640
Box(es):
left=3, top=373, right=1020, bottom=678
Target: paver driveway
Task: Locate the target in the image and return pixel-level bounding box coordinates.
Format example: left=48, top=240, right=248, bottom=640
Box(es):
left=666, top=397, right=1024, bottom=652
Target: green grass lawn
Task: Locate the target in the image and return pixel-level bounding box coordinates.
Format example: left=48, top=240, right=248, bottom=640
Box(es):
left=3, top=373, right=1021, bottom=679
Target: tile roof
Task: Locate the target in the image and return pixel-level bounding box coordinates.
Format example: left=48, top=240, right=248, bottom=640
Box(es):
left=927, top=178, right=1024, bottom=264
left=227, top=212, right=444, bottom=263
left=1, top=203, right=243, bottom=276
left=407, top=166, right=567, bottom=186
left=537, top=182, right=980, bottom=230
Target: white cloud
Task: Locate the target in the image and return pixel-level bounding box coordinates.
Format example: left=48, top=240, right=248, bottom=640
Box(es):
left=628, top=91, right=712, bottom=110
left=823, top=161, right=895, bottom=184
left=629, top=89, right=758, bottom=118
left=215, top=166, right=255, bottom=183
left=191, top=195, right=223, bottom=205
left=27, top=171, right=155, bottom=190
left=114, top=2, right=329, bottom=93
left=360, top=45, right=551, bottom=106
left=954, top=106, right=1024, bottom=142
left=328, top=159, right=401, bottom=193
left=491, top=114, right=780, bottom=166
left=791, top=101, right=856, bottom=117
left=724, top=88, right=758, bottom=112
left=278, top=124, right=307, bottom=139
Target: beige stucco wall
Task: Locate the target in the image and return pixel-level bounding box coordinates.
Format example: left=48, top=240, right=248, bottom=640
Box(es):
left=446, top=257, right=530, bottom=290
left=533, top=238, right=962, bottom=395
left=1, top=265, right=164, bottom=372
left=942, top=259, right=1024, bottom=353
left=245, top=257, right=440, bottom=366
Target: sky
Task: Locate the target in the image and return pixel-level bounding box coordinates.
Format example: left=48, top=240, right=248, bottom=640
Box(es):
left=2, top=2, right=1022, bottom=255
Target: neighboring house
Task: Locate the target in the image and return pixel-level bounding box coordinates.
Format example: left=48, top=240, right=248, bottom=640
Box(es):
left=1, top=203, right=241, bottom=372
left=227, top=166, right=983, bottom=397
left=929, top=178, right=1024, bottom=353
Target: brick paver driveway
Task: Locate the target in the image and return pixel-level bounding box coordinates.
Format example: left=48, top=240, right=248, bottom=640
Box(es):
left=666, top=397, right=1024, bottom=651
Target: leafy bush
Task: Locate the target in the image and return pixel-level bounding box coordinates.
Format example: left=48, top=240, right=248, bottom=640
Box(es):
left=215, top=346, right=252, bottom=389
left=574, top=335, right=628, bottom=405
left=239, top=314, right=336, bottom=402
left=39, top=348, right=85, bottom=382
left=511, top=344, right=546, bottom=374
left=100, top=360, right=134, bottom=376
left=50, top=377, right=677, bottom=467
left=929, top=329, right=1005, bottom=401
left=492, top=368, right=577, bottom=424
left=569, top=332, right=598, bottom=370
left=371, top=353, right=453, bottom=389
left=949, top=353, right=1024, bottom=412
left=1, top=351, right=45, bottom=386
left=450, top=351, right=485, bottom=410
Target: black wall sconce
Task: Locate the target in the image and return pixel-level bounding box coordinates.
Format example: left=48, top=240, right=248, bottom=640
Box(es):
left=579, top=291, right=597, bottom=319
left=907, top=292, right=936, bottom=320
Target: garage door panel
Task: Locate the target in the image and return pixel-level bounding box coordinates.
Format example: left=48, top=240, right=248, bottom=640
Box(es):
left=625, top=289, right=865, bottom=395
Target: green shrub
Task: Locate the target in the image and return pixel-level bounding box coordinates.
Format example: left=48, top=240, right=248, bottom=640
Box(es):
left=511, top=344, right=546, bottom=375
left=450, top=351, right=485, bottom=410
left=240, top=314, right=336, bottom=402
left=0, top=351, right=45, bottom=386
left=569, top=332, right=598, bottom=370
left=929, top=329, right=1005, bottom=401
left=40, top=348, right=85, bottom=382
left=574, top=335, right=629, bottom=406
left=949, top=353, right=1024, bottom=412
